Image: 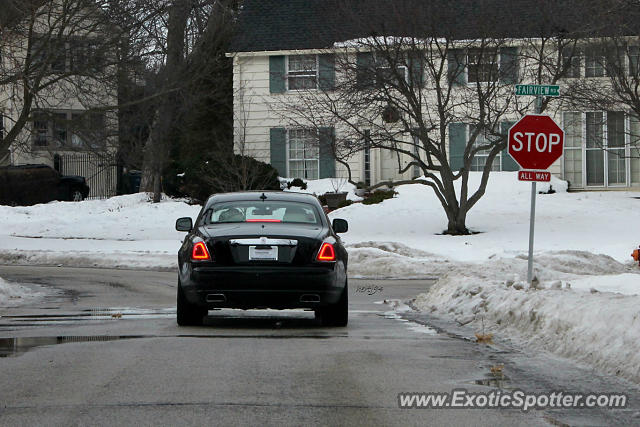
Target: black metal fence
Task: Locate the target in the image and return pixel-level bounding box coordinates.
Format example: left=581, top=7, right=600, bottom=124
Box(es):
left=55, top=153, right=117, bottom=199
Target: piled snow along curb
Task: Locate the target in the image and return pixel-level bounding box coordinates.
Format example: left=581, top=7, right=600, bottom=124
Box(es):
left=413, top=251, right=640, bottom=384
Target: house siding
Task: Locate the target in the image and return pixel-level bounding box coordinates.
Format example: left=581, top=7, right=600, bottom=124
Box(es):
left=232, top=49, right=613, bottom=188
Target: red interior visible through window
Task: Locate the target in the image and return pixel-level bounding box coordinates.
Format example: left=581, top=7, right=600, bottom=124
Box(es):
left=246, top=219, right=282, bottom=223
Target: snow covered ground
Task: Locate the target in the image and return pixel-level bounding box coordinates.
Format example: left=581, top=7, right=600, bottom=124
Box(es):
left=0, top=193, right=200, bottom=269
left=1, top=172, right=640, bottom=382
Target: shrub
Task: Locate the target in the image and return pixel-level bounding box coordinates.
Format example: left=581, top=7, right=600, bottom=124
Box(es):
left=317, top=194, right=327, bottom=206
left=165, top=155, right=281, bottom=203
left=287, top=178, right=308, bottom=190
left=362, top=189, right=397, bottom=205
left=337, top=199, right=353, bottom=209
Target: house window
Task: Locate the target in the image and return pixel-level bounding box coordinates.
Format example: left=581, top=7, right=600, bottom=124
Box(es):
left=53, top=113, right=68, bottom=145
left=469, top=125, right=500, bottom=171
left=585, top=112, right=605, bottom=185
left=563, top=112, right=583, bottom=188
left=50, top=41, right=67, bottom=73
left=31, top=36, right=103, bottom=74
left=375, top=56, right=408, bottom=87
left=585, top=48, right=606, bottom=77
left=30, top=37, right=48, bottom=72
left=467, top=49, right=498, bottom=83
left=32, top=110, right=106, bottom=150
left=607, top=111, right=626, bottom=185
left=287, top=55, right=317, bottom=90
left=288, top=129, right=319, bottom=179
left=562, top=49, right=581, bottom=78
left=33, top=113, right=49, bottom=147
left=566, top=111, right=636, bottom=188
left=71, top=38, right=103, bottom=73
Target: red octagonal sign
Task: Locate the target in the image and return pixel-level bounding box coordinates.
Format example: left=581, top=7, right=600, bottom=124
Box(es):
left=508, top=115, right=564, bottom=170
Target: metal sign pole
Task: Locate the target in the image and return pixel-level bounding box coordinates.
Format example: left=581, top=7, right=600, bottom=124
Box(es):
left=527, top=95, right=542, bottom=284
left=527, top=181, right=536, bottom=283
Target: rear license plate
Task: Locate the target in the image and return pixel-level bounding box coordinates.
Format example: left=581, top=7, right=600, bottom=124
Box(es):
left=249, top=246, right=278, bottom=261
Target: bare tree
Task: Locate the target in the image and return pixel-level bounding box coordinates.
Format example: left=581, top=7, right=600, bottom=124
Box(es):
left=0, top=0, right=124, bottom=160
left=277, top=2, right=583, bottom=234
left=137, top=0, right=238, bottom=202
left=560, top=2, right=640, bottom=148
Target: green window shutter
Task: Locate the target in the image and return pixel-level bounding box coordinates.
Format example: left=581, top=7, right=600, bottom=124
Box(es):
left=409, top=51, right=424, bottom=88
left=356, top=52, right=374, bottom=88
left=270, top=127, right=287, bottom=176
left=500, top=121, right=519, bottom=171
left=629, top=46, right=639, bottom=75
left=318, top=54, right=335, bottom=91
left=269, top=56, right=286, bottom=93
left=447, top=49, right=466, bottom=86
left=449, top=122, right=467, bottom=171
left=499, top=47, right=518, bottom=84
left=319, top=127, right=336, bottom=178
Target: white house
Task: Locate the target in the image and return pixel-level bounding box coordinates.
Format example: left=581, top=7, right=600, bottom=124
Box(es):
left=228, top=0, right=640, bottom=190
left=0, top=0, right=119, bottom=198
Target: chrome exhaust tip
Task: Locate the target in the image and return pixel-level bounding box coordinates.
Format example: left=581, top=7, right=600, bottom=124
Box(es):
left=300, top=294, right=320, bottom=303
left=206, top=294, right=226, bottom=303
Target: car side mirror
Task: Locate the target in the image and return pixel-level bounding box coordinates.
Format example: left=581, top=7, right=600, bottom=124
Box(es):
left=332, top=218, right=348, bottom=233
left=176, top=217, right=193, bottom=232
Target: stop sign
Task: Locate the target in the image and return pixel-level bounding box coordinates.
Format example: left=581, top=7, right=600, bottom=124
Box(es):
left=508, top=115, right=564, bottom=170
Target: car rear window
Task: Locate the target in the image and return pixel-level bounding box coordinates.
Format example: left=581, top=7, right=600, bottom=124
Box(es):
left=206, top=201, right=320, bottom=225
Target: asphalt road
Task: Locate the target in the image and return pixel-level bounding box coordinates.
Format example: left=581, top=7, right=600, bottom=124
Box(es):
left=0, top=265, right=638, bottom=426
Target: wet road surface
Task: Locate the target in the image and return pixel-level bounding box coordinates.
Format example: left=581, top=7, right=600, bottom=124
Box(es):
left=0, top=265, right=638, bottom=426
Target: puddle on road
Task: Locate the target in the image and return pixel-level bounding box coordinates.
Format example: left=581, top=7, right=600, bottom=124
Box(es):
left=0, top=332, right=343, bottom=357
left=380, top=310, right=439, bottom=335
left=0, top=335, right=150, bottom=357
left=0, top=308, right=176, bottom=324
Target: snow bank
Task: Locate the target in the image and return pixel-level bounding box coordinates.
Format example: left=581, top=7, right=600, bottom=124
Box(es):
left=413, top=252, right=640, bottom=383
left=346, top=241, right=450, bottom=279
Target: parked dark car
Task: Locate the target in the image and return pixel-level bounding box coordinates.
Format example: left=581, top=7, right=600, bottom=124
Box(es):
left=175, top=191, right=349, bottom=326
left=0, top=164, right=90, bottom=206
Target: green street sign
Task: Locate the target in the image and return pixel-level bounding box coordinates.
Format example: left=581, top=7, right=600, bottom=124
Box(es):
left=515, top=84, right=560, bottom=97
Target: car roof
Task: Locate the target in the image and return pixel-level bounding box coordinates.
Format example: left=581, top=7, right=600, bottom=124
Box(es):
left=205, top=191, right=320, bottom=206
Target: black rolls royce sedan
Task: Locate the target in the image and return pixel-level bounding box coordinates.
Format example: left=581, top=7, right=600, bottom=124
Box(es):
left=175, top=191, right=349, bottom=326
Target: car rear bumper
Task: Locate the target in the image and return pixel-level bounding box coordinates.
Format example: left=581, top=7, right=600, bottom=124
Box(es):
left=180, top=264, right=346, bottom=309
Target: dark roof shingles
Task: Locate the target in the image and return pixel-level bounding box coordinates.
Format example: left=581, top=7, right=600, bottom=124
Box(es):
left=230, top=0, right=640, bottom=53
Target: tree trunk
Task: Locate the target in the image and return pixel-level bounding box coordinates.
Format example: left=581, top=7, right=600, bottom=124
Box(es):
left=139, top=0, right=191, bottom=202
left=152, top=168, right=162, bottom=203
left=443, top=204, right=470, bottom=235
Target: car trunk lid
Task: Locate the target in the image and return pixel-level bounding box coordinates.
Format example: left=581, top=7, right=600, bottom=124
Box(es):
left=202, top=223, right=325, bottom=266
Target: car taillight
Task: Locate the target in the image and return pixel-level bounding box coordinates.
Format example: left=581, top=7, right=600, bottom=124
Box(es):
left=191, top=241, right=211, bottom=261
left=316, top=242, right=336, bottom=262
